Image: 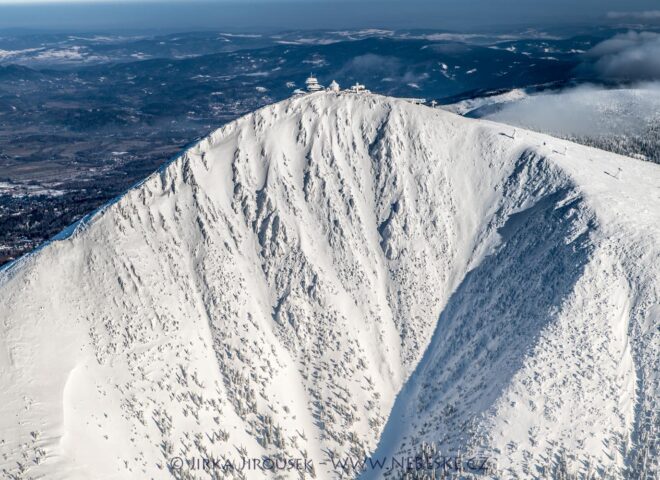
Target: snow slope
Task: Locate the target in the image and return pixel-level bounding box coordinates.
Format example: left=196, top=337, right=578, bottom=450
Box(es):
left=441, top=88, right=529, bottom=116
left=0, top=92, right=658, bottom=480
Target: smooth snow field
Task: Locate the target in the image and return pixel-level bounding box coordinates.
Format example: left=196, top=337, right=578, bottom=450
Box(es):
left=0, top=93, right=658, bottom=479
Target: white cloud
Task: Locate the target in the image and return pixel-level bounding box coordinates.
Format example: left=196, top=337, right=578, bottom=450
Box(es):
left=607, top=10, right=660, bottom=20
left=484, top=83, right=660, bottom=138
left=587, top=31, right=660, bottom=81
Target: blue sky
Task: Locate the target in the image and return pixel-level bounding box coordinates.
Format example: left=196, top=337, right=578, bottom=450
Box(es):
left=0, top=1, right=659, bottom=32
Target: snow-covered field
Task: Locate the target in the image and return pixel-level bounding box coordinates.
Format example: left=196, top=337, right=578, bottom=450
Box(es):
left=0, top=93, right=658, bottom=479
left=0, top=181, right=65, bottom=198
left=441, top=88, right=529, bottom=116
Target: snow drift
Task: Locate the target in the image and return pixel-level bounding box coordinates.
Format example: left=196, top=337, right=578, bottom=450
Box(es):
left=0, top=92, right=658, bottom=480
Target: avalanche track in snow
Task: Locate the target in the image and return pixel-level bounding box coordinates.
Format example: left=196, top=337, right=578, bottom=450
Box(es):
left=0, top=92, right=658, bottom=480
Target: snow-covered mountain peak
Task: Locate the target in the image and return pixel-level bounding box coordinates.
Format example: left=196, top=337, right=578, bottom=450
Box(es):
left=0, top=92, right=658, bottom=479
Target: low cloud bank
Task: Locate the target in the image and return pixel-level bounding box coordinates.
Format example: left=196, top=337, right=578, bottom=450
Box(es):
left=607, top=11, right=660, bottom=21
left=586, top=31, right=660, bottom=81
left=484, top=83, right=660, bottom=138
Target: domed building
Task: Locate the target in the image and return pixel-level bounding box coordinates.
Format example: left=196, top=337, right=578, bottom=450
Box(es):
left=305, top=75, right=323, bottom=92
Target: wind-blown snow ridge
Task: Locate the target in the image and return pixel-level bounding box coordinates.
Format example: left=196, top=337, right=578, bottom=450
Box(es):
left=0, top=92, right=658, bottom=480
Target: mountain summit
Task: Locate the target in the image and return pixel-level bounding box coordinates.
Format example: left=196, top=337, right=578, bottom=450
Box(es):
left=1, top=93, right=658, bottom=479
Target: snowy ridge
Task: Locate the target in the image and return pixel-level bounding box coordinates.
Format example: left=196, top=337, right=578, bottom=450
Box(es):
left=0, top=92, right=658, bottom=479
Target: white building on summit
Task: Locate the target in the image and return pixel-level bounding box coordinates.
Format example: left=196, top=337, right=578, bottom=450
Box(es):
left=293, top=76, right=369, bottom=96
left=305, top=75, right=323, bottom=92
left=349, top=82, right=369, bottom=94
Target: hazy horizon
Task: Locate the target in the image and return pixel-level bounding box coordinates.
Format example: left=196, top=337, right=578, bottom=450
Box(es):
left=1, top=0, right=659, bottom=33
